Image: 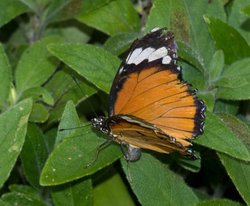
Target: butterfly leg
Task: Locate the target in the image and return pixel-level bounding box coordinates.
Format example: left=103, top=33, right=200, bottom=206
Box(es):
left=85, top=139, right=113, bottom=168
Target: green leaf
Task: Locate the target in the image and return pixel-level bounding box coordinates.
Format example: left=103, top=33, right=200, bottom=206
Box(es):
left=104, top=32, right=142, bottom=55
left=40, top=104, right=122, bottom=186
left=20, top=124, right=49, bottom=189
left=204, top=16, right=250, bottom=64
left=45, top=23, right=91, bottom=43
left=0, top=43, right=11, bottom=109
left=211, top=115, right=250, bottom=205
left=0, top=98, right=32, bottom=188
left=0, top=199, right=11, bottom=206
left=29, top=103, right=49, bottom=123
left=195, top=111, right=250, bottom=161
left=1, top=185, right=46, bottom=206
left=145, top=0, right=226, bottom=67
left=228, top=0, right=250, bottom=42
left=76, top=0, right=140, bottom=35
left=208, top=50, right=224, bottom=82
left=218, top=113, right=250, bottom=151
left=241, top=3, right=250, bottom=17
left=195, top=199, right=243, bottom=206
left=19, top=87, right=54, bottom=106
left=0, top=0, right=28, bottom=27
left=55, top=101, right=81, bottom=146
left=219, top=153, right=250, bottom=205
left=93, top=170, right=134, bottom=206
left=216, top=58, right=250, bottom=100
left=214, top=100, right=239, bottom=115
left=121, top=154, right=199, bottom=206
left=48, top=43, right=120, bottom=93
left=15, top=36, right=63, bottom=95
left=44, top=69, right=97, bottom=124
left=52, top=179, right=93, bottom=206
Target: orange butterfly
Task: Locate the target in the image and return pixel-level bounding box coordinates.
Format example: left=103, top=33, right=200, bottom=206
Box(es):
left=91, top=28, right=205, bottom=161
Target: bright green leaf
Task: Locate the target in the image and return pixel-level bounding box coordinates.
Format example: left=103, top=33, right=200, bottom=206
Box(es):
left=104, top=32, right=142, bottom=55
left=77, top=0, right=140, bottom=35
left=121, top=154, right=199, bottom=206
left=94, top=170, right=134, bottom=206
left=241, top=3, right=250, bottom=17
left=219, top=153, right=250, bottom=206
left=19, top=87, right=54, bottom=106
left=0, top=99, right=32, bottom=188
left=0, top=0, right=28, bottom=27
left=0, top=43, right=11, bottom=109
left=204, top=16, right=250, bottom=64
left=146, top=0, right=226, bottom=67
left=1, top=188, right=46, bottom=206
left=208, top=50, right=224, bottom=82
left=40, top=105, right=122, bottom=186
left=216, top=58, right=250, bottom=100
left=20, top=124, right=49, bottom=189
left=52, top=179, right=93, bottom=206
left=195, top=111, right=250, bottom=161
left=29, top=103, right=49, bottom=123
left=48, top=43, right=120, bottom=93
left=56, top=101, right=81, bottom=146
left=15, top=36, right=63, bottom=95
left=228, top=0, right=250, bottom=42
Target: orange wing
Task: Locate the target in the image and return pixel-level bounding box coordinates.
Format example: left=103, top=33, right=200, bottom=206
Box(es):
left=111, top=66, right=204, bottom=148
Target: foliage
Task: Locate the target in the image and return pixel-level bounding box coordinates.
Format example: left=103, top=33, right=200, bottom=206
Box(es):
left=0, top=0, right=250, bottom=205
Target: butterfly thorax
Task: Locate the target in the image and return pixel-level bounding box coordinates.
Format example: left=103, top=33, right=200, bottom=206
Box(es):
left=91, top=116, right=111, bottom=136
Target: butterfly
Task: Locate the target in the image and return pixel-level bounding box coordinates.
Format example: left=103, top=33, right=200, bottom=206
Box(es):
left=91, top=28, right=205, bottom=161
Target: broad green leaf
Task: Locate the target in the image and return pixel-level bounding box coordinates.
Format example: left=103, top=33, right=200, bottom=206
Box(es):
left=241, top=3, right=250, bottom=16
left=121, top=154, right=199, bottom=206
left=0, top=43, right=11, bottom=109
left=219, top=153, right=250, bottom=206
left=20, top=124, right=49, bottom=189
left=216, top=58, right=250, bottom=100
left=195, top=199, right=243, bottom=206
left=145, top=0, right=226, bottom=67
left=204, top=16, right=250, bottom=64
left=177, top=41, right=204, bottom=72
left=0, top=199, right=11, bottom=206
left=218, top=113, right=250, bottom=150
left=19, top=0, right=46, bottom=13
left=15, top=36, right=63, bottom=95
left=77, top=0, right=140, bottom=35
left=44, top=69, right=97, bottom=124
left=1, top=185, right=46, bottom=206
left=208, top=50, right=224, bottom=82
left=217, top=114, right=250, bottom=205
left=56, top=101, right=81, bottom=146
left=45, top=23, right=91, bottom=43
left=19, top=87, right=54, bottom=106
left=40, top=105, right=122, bottom=186
left=104, top=32, right=142, bottom=55
left=195, top=111, right=250, bottom=161
left=0, top=0, right=28, bottom=27
left=214, top=100, right=239, bottom=115
left=29, top=103, right=49, bottom=123
left=228, top=0, right=250, bottom=42
left=48, top=43, right=120, bottom=93
left=0, top=99, right=32, bottom=188
left=52, top=179, right=93, bottom=206
left=94, top=170, right=134, bottom=206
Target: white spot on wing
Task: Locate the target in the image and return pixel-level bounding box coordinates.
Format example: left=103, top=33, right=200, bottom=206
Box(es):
left=162, top=55, right=172, bottom=64
left=151, top=27, right=160, bottom=32
left=133, top=47, right=155, bottom=65
left=127, top=48, right=143, bottom=64
left=148, top=47, right=168, bottom=62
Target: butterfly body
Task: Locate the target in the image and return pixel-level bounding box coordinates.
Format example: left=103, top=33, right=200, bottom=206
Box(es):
left=91, top=28, right=205, bottom=161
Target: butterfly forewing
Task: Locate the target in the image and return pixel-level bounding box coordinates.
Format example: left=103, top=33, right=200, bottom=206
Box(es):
left=106, top=28, right=205, bottom=157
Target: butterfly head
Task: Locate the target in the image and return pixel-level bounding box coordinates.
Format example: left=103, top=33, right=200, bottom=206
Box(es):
left=91, top=116, right=110, bottom=135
